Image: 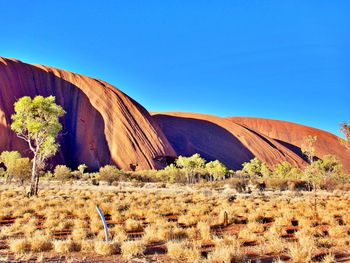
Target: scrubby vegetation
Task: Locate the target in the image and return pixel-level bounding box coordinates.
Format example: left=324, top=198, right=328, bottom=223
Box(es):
left=0, top=185, right=349, bottom=262
left=0, top=96, right=349, bottom=261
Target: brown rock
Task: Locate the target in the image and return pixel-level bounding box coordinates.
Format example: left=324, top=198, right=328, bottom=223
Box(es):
left=228, top=117, right=350, bottom=171
left=0, top=57, right=176, bottom=170
left=152, top=112, right=307, bottom=170
left=153, top=113, right=349, bottom=171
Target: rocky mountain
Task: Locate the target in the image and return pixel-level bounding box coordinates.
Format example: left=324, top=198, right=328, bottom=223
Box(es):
left=152, top=112, right=349, bottom=171
left=0, top=57, right=348, bottom=171
left=0, top=57, right=176, bottom=170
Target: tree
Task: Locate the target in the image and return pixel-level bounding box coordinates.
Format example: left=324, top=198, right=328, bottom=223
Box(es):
left=301, top=135, right=317, bottom=164
left=273, top=161, right=301, bottom=179
left=309, top=155, right=344, bottom=182
left=0, top=151, right=22, bottom=182
left=301, top=135, right=319, bottom=219
left=242, top=158, right=271, bottom=178
left=205, top=160, right=228, bottom=181
left=340, top=122, right=350, bottom=151
left=160, top=164, right=186, bottom=183
left=176, top=154, right=206, bottom=183
left=11, top=96, right=65, bottom=196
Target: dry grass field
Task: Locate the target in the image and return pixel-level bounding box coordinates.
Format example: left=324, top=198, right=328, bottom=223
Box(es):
left=0, top=182, right=350, bottom=262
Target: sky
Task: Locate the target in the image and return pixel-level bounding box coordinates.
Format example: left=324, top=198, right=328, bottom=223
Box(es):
left=0, top=1, right=349, bottom=136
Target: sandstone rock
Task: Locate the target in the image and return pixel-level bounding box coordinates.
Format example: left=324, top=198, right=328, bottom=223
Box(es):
left=0, top=57, right=176, bottom=170
left=153, top=112, right=349, bottom=171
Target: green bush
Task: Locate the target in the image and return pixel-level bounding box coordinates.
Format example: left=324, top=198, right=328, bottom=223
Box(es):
left=99, top=165, right=124, bottom=185
left=54, top=165, right=72, bottom=181
left=11, top=158, right=31, bottom=185
left=242, top=158, right=271, bottom=177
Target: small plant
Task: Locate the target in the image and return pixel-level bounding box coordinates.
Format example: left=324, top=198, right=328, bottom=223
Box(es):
left=9, top=239, right=31, bottom=253
left=94, top=241, right=120, bottom=255
left=30, top=237, right=53, bottom=252
left=54, top=165, right=72, bottom=181
left=121, top=240, right=145, bottom=260
left=53, top=240, right=81, bottom=253
left=99, top=165, right=123, bottom=185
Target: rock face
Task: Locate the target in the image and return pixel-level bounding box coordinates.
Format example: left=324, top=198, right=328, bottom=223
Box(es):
left=0, top=57, right=176, bottom=170
left=152, top=112, right=307, bottom=170
left=153, top=113, right=350, bottom=171
left=1, top=57, right=348, bottom=172
left=227, top=117, right=350, bottom=171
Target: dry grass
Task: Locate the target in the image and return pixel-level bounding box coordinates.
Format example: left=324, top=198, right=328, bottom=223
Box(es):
left=94, top=241, right=120, bottom=255
left=121, top=240, right=145, bottom=260
left=9, top=239, right=31, bottom=253
left=0, top=183, right=349, bottom=261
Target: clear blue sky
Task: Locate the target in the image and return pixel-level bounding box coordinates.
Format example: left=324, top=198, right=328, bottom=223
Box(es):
left=1, top=1, right=349, bottom=136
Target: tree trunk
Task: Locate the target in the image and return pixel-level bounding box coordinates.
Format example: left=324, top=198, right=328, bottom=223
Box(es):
left=313, top=182, right=317, bottom=220
left=28, top=155, right=38, bottom=197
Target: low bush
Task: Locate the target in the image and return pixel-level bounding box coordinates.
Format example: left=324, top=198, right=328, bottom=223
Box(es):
left=54, top=165, right=72, bottom=181
left=227, top=178, right=248, bottom=192
left=319, top=177, right=339, bottom=191
left=99, top=165, right=125, bottom=185
left=287, top=179, right=310, bottom=191
left=265, top=178, right=289, bottom=191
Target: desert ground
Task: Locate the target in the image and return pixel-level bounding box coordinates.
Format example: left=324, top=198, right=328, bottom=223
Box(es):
left=0, top=181, right=349, bottom=263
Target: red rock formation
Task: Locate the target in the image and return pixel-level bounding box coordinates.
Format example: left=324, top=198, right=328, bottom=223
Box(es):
left=1, top=57, right=347, bottom=172
left=0, top=57, right=176, bottom=170
left=228, top=117, right=350, bottom=171
left=152, top=112, right=307, bottom=170
left=153, top=113, right=349, bottom=171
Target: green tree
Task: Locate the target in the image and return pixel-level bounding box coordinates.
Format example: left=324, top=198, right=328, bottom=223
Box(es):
left=301, top=135, right=317, bottom=164
left=205, top=160, right=228, bottom=181
left=160, top=164, right=186, bottom=183
left=301, top=135, right=319, bottom=219
left=176, top=154, right=206, bottom=183
left=340, top=122, right=350, bottom=151
left=0, top=151, right=22, bottom=182
left=273, top=161, right=301, bottom=179
left=11, top=96, right=65, bottom=196
left=242, top=158, right=271, bottom=177
left=310, top=155, right=344, bottom=181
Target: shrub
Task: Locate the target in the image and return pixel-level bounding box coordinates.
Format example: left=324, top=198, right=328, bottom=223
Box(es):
left=78, top=164, right=88, bottom=174
left=227, top=178, right=248, bottom=192
left=319, top=177, right=339, bottom=191
left=94, top=241, right=120, bottom=255
left=99, top=165, right=124, bottom=185
left=121, top=240, right=145, bottom=260
left=9, top=239, right=31, bottom=253
left=157, top=164, right=186, bottom=183
left=265, top=178, right=289, bottom=191
left=53, top=240, right=81, bottom=253
left=54, top=165, right=72, bottom=181
left=30, top=237, right=53, bottom=252
left=0, top=151, right=22, bottom=182
left=287, top=179, right=310, bottom=191
left=0, top=168, right=5, bottom=178
left=10, top=157, right=31, bottom=184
